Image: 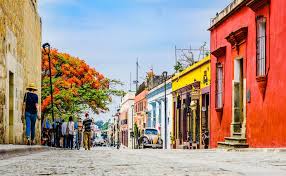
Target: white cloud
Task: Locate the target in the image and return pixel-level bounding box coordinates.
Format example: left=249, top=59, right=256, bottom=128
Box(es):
left=39, top=1, right=225, bottom=119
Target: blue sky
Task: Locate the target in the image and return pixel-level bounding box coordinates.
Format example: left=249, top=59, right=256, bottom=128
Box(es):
left=39, top=0, right=231, bottom=121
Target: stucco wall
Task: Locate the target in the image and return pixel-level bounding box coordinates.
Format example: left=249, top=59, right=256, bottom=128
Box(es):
left=147, top=81, right=172, bottom=149
left=210, top=0, right=286, bottom=148
left=134, top=90, right=148, bottom=131
left=119, top=92, right=135, bottom=148
left=172, top=56, right=211, bottom=92
left=0, top=0, right=41, bottom=144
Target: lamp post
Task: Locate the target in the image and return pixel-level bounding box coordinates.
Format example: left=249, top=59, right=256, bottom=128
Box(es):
left=131, top=105, right=134, bottom=149
left=116, top=108, right=120, bottom=149
left=162, top=71, right=168, bottom=149
left=42, top=43, right=55, bottom=145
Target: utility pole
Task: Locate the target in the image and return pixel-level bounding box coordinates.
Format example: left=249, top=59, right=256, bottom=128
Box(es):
left=175, top=45, right=177, bottom=64
left=129, top=72, right=132, bottom=92
left=132, top=58, right=139, bottom=92
left=136, top=58, right=139, bottom=91
left=162, top=71, right=168, bottom=149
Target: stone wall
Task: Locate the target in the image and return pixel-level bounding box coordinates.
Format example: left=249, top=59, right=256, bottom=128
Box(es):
left=0, top=0, right=41, bottom=144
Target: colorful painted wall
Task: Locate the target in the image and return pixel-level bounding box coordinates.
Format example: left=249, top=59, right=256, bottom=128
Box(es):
left=134, top=90, right=148, bottom=131
left=171, top=56, right=211, bottom=149
left=172, top=56, right=211, bottom=92
left=210, top=0, right=286, bottom=148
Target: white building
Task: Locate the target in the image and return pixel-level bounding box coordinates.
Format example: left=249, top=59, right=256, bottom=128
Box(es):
left=147, top=80, right=172, bottom=149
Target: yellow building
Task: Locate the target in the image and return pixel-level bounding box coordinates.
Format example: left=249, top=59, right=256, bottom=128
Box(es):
left=171, top=56, right=210, bottom=149
left=0, top=0, right=42, bottom=144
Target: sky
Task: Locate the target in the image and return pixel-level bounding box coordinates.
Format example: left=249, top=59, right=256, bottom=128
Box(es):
left=39, top=0, right=232, bottom=121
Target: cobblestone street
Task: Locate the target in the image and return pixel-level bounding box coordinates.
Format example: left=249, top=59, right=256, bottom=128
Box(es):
left=1, top=148, right=286, bottom=176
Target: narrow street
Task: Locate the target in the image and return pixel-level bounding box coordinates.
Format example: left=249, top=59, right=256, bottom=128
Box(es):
left=1, top=148, right=286, bottom=176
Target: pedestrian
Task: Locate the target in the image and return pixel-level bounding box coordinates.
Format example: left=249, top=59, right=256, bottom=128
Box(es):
left=67, top=116, right=75, bottom=150
left=83, top=113, right=93, bottom=150
left=56, top=121, right=62, bottom=147
left=22, top=83, right=40, bottom=145
left=61, top=119, right=67, bottom=148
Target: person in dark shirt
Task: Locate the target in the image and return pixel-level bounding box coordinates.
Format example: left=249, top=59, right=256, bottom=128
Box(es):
left=22, top=83, right=40, bottom=145
left=83, top=113, right=93, bottom=150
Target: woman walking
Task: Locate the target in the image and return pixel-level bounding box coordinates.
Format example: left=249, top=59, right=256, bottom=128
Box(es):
left=22, top=83, right=40, bottom=145
left=67, top=116, right=75, bottom=150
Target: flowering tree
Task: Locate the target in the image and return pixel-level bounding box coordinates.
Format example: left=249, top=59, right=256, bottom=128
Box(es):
left=41, top=49, right=124, bottom=120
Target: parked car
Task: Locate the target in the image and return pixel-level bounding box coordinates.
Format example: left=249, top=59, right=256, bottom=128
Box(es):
left=93, top=137, right=105, bottom=146
left=138, top=128, right=163, bottom=149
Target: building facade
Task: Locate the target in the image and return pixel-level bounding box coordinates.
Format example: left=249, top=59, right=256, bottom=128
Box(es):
left=172, top=56, right=211, bottom=149
left=147, top=79, right=172, bottom=149
left=119, top=92, right=135, bottom=148
left=0, top=0, right=42, bottom=144
left=134, top=88, right=148, bottom=135
left=209, top=0, right=286, bottom=148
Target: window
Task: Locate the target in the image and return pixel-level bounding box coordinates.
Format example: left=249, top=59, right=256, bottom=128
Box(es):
left=139, top=102, right=142, bottom=111
left=256, top=16, right=266, bottom=76
left=216, top=63, right=223, bottom=109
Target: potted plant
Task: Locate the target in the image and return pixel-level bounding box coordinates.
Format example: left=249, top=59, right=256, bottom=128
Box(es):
left=170, top=135, right=176, bottom=149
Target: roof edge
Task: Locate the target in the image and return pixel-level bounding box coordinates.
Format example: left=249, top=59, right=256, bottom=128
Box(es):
left=209, top=0, right=248, bottom=31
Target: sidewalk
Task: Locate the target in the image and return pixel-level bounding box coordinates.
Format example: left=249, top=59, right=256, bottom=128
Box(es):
left=222, top=148, right=286, bottom=152
left=0, top=145, right=51, bottom=159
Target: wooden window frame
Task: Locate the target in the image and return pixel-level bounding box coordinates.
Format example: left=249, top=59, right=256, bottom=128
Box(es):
left=256, top=15, right=267, bottom=77
left=215, top=63, right=224, bottom=111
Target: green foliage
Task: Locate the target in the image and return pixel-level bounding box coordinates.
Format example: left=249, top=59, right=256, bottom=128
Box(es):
left=95, top=119, right=110, bottom=131
left=174, top=61, right=184, bottom=72
left=95, top=120, right=104, bottom=129
left=134, top=123, right=139, bottom=139
left=41, top=49, right=126, bottom=120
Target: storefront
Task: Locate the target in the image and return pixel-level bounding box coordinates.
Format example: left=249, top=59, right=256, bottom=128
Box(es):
left=172, top=56, right=210, bottom=149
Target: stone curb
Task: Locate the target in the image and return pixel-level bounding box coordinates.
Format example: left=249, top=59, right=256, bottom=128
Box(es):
left=0, top=145, right=52, bottom=159
left=164, top=148, right=286, bottom=153
left=218, top=148, right=286, bottom=152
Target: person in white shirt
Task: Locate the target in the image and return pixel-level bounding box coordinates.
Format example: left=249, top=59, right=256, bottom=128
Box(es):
left=61, top=120, right=67, bottom=148
left=67, top=116, right=75, bottom=150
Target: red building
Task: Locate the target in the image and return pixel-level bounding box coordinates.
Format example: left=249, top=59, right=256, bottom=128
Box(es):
left=210, top=0, right=286, bottom=148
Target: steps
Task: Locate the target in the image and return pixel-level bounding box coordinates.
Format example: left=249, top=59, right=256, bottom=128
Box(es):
left=218, top=133, right=249, bottom=149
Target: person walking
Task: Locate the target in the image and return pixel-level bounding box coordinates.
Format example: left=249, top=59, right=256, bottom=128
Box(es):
left=67, top=116, right=75, bottom=150
left=22, top=83, right=40, bottom=145
left=61, top=119, right=67, bottom=148
left=83, top=113, right=93, bottom=150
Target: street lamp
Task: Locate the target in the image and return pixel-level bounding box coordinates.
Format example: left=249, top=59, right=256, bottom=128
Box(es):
left=42, top=43, right=55, bottom=146
left=116, top=108, right=120, bottom=148
left=131, top=105, right=134, bottom=149
left=162, top=71, right=168, bottom=149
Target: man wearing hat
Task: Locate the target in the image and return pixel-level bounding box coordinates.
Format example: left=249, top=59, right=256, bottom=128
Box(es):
left=22, top=83, right=40, bottom=145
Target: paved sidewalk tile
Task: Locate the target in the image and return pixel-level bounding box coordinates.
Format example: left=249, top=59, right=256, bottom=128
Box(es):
left=0, top=145, right=50, bottom=159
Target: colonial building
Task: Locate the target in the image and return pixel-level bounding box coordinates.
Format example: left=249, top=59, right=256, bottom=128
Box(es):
left=147, top=77, right=172, bottom=149
left=0, top=0, right=42, bottom=144
left=209, top=0, right=286, bottom=148
left=172, top=56, right=210, bottom=149
left=134, top=83, right=148, bottom=136
left=119, top=92, right=135, bottom=148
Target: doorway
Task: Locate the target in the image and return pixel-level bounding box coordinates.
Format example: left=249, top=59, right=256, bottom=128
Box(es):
left=201, top=93, right=210, bottom=148
left=233, top=58, right=244, bottom=134
left=9, top=71, right=14, bottom=144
